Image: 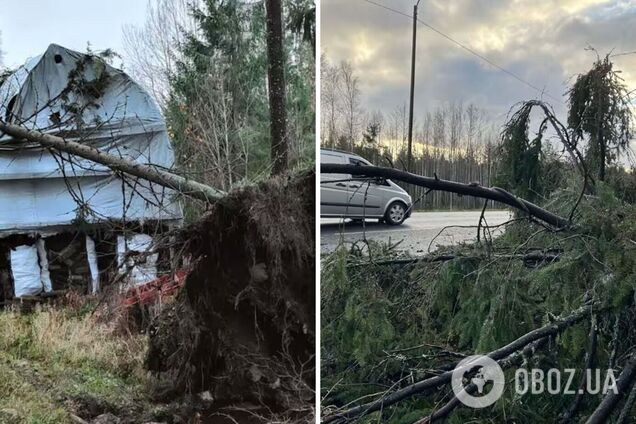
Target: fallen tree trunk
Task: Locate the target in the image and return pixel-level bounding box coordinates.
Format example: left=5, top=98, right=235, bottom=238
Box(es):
left=322, top=304, right=601, bottom=423
left=347, top=252, right=561, bottom=268
left=320, top=164, right=570, bottom=229
left=0, top=121, right=225, bottom=203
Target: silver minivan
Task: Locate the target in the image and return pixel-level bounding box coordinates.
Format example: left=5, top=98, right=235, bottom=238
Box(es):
left=320, top=149, right=413, bottom=225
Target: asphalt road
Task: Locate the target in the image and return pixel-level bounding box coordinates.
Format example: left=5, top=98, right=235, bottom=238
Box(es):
left=320, top=210, right=512, bottom=254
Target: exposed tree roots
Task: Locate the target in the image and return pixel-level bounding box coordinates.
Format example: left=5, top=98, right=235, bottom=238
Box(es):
left=146, top=171, right=315, bottom=421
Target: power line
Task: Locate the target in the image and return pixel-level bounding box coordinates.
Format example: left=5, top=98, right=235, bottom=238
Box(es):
left=611, top=50, right=636, bottom=57
left=360, top=0, right=564, bottom=104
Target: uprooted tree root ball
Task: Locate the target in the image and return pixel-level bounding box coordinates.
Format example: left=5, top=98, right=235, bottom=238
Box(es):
left=147, top=170, right=315, bottom=419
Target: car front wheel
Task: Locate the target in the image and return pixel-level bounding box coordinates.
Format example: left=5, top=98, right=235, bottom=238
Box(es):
left=385, top=201, right=407, bottom=225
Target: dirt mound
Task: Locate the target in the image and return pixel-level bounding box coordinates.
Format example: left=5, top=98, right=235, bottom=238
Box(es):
left=146, top=171, right=315, bottom=417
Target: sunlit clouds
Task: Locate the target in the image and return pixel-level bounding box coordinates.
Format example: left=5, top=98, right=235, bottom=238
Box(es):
left=322, top=0, right=636, bottom=121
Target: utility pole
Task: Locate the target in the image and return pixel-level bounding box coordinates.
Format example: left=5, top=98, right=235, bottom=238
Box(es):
left=407, top=0, right=421, bottom=172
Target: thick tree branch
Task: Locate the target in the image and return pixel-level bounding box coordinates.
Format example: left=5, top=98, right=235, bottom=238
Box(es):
left=0, top=121, right=225, bottom=203
left=525, top=100, right=592, bottom=185
left=320, top=164, right=570, bottom=229
left=347, top=251, right=561, bottom=269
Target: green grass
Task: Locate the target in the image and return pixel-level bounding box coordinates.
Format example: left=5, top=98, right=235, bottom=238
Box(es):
left=0, top=361, right=68, bottom=423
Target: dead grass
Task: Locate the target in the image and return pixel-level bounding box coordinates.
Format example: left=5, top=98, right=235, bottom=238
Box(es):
left=0, top=305, right=146, bottom=374
left=0, top=305, right=149, bottom=423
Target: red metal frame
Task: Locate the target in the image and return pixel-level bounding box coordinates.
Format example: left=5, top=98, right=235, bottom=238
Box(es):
left=122, top=268, right=189, bottom=307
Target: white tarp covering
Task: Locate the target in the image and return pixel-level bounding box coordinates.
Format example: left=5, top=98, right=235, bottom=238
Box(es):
left=36, top=238, right=53, bottom=293
left=117, top=233, right=158, bottom=286
left=85, top=235, right=100, bottom=294
left=10, top=244, right=44, bottom=297
left=0, top=44, right=182, bottom=233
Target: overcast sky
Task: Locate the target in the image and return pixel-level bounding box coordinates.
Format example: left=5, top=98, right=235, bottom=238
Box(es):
left=0, top=0, right=147, bottom=68
left=322, top=0, right=636, bottom=122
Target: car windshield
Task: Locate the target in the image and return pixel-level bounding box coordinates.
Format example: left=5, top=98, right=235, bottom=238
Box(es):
left=349, top=157, right=371, bottom=166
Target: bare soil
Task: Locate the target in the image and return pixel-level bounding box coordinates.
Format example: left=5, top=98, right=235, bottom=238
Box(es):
left=147, top=171, right=315, bottom=422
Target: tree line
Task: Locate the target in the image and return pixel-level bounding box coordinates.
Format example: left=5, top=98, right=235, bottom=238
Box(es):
left=321, top=55, right=500, bottom=210
left=123, top=0, right=315, bottom=205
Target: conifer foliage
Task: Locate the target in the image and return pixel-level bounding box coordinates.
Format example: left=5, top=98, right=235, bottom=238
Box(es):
left=322, top=57, right=636, bottom=423
left=568, top=55, right=633, bottom=182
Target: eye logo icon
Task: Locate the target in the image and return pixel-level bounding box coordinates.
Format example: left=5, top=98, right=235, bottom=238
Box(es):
left=451, top=355, right=505, bottom=408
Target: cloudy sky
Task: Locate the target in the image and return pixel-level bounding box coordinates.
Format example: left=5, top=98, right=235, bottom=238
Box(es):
left=322, top=0, right=636, bottom=122
left=0, top=0, right=147, bottom=68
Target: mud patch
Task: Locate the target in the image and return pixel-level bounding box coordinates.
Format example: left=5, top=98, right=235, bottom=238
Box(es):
left=146, top=171, right=315, bottom=420
left=66, top=394, right=117, bottom=418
